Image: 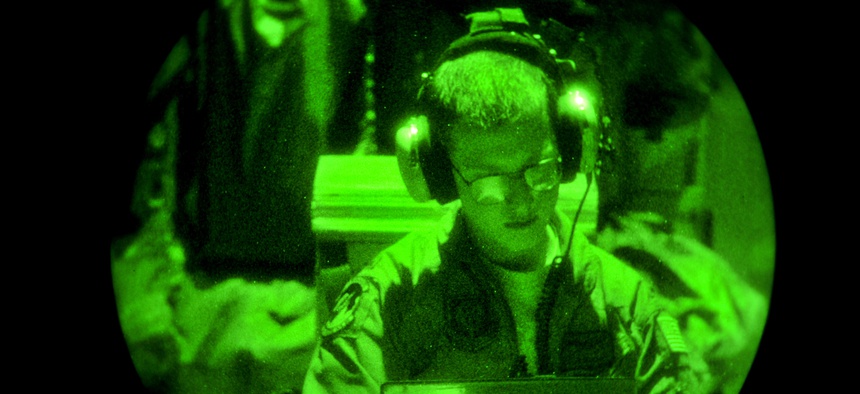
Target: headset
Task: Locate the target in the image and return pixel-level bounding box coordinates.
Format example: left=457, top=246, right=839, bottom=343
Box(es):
left=395, top=7, right=602, bottom=205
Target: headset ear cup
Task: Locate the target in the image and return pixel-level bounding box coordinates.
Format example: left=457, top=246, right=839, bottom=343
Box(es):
left=395, top=117, right=433, bottom=202
left=577, top=99, right=600, bottom=176
left=557, top=90, right=600, bottom=181
left=419, top=116, right=459, bottom=205
left=395, top=116, right=459, bottom=204
left=556, top=94, right=582, bottom=182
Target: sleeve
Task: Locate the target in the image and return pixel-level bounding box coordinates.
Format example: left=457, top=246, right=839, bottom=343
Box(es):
left=303, top=276, right=388, bottom=393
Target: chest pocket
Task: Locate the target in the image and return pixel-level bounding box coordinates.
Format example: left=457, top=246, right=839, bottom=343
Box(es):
left=445, top=293, right=502, bottom=352
left=557, top=295, right=616, bottom=377
left=558, top=328, right=616, bottom=376
left=383, top=265, right=505, bottom=379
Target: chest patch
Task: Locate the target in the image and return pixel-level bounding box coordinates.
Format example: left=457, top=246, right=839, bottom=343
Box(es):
left=445, top=295, right=501, bottom=351
left=322, top=281, right=365, bottom=337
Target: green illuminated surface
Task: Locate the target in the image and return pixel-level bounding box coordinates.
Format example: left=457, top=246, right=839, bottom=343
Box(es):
left=114, top=1, right=774, bottom=393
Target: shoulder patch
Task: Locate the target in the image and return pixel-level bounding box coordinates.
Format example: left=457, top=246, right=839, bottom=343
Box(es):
left=322, top=281, right=367, bottom=337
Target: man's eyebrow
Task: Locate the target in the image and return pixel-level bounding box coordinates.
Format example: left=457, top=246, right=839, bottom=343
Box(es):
left=459, top=163, right=506, bottom=179
left=466, top=155, right=553, bottom=179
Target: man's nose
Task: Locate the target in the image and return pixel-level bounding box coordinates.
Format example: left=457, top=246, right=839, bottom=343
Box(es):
left=502, top=176, right=535, bottom=217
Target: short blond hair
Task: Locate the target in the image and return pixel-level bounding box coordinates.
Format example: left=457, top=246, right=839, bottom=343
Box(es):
left=424, top=50, right=555, bottom=146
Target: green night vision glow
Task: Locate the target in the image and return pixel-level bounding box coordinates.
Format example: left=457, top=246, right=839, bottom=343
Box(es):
left=113, top=2, right=775, bottom=394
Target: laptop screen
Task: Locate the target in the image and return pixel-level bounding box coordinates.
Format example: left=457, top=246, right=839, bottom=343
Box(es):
left=381, top=377, right=636, bottom=393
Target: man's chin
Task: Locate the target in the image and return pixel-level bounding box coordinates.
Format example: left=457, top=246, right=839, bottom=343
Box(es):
left=491, top=250, right=548, bottom=272
left=482, top=236, right=544, bottom=271
left=467, top=219, right=547, bottom=265
left=504, top=225, right=544, bottom=247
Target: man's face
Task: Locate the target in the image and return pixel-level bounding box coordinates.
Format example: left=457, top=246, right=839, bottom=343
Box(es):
left=448, top=113, right=560, bottom=271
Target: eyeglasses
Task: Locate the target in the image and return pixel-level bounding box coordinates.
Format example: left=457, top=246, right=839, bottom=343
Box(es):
left=452, top=157, right=563, bottom=205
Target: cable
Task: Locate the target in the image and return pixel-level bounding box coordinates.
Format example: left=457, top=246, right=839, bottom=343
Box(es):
left=535, top=170, right=594, bottom=374
left=564, top=171, right=594, bottom=260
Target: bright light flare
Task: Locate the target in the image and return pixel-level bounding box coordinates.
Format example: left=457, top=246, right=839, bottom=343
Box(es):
left=570, top=90, right=588, bottom=111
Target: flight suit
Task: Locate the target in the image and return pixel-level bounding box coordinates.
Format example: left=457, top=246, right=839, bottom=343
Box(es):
left=304, top=205, right=700, bottom=393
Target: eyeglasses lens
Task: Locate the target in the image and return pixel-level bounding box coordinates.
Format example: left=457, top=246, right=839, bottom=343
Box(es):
left=470, top=159, right=561, bottom=205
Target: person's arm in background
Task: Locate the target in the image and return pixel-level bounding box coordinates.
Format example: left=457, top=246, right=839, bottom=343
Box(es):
left=632, top=308, right=710, bottom=393
left=114, top=1, right=371, bottom=392
left=594, top=246, right=711, bottom=394
left=599, top=213, right=767, bottom=393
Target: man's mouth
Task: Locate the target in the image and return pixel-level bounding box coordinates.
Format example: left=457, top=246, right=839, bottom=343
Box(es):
left=504, top=217, right=538, bottom=229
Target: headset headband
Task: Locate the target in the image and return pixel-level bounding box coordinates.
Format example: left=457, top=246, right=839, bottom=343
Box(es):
left=427, top=8, right=567, bottom=94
